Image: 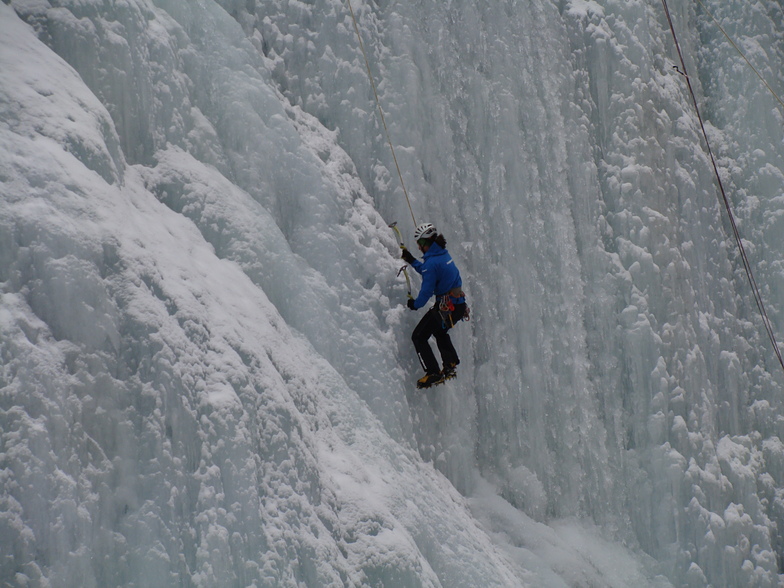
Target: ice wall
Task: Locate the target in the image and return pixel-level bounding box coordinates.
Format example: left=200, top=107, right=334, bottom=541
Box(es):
left=2, top=0, right=784, bottom=586
left=0, top=2, right=520, bottom=586
left=253, top=0, right=784, bottom=583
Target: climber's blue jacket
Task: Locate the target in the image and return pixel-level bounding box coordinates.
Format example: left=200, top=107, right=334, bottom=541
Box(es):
left=410, top=242, right=465, bottom=310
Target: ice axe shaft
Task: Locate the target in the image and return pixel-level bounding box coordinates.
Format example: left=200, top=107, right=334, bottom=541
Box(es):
left=388, top=221, right=406, bottom=249
left=389, top=222, right=413, bottom=299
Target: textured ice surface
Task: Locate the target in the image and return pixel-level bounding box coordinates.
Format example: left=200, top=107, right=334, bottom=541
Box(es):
left=2, top=0, right=784, bottom=586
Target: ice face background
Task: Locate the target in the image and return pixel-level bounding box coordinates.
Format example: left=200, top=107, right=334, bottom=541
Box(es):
left=1, top=0, right=783, bottom=586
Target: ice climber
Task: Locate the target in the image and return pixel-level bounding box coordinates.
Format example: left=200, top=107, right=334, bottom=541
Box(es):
left=402, top=223, right=467, bottom=389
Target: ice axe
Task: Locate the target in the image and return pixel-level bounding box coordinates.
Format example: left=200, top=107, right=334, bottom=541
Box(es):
left=389, top=222, right=413, bottom=299
left=388, top=221, right=406, bottom=249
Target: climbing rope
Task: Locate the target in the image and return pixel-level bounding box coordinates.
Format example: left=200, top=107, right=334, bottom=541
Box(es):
left=344, top=0, right=417, bottom=228
left=661, top=0, right=784, bottom=375
left=695, top=0, right=784, bottom=115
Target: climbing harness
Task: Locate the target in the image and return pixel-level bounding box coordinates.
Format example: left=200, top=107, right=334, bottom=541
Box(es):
left=344, top=0, right=417, bottom=228
left=438, top=288, right=470, bottom=329
left=438, top=288, right=466, bottom=314
left=661, top=0, right=784, bottom=375
left=439, top=296, right=455, bottom=314
left=438, top=295, right=455, bottom=329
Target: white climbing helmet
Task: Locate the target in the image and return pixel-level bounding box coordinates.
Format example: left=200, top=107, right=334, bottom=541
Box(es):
left=414, top=223, right=437, bottom=241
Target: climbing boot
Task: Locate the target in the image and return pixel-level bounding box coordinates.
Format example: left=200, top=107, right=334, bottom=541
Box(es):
left=441, top=362, right=458, bottom=381
left=416, top=372, right=445, bottom=389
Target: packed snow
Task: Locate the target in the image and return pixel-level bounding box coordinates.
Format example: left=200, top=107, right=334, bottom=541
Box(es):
left=2, top=0, right=784, bottom=586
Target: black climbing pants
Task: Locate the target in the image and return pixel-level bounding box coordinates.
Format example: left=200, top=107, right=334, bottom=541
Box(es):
left=412, top=303, right=466, bottom=374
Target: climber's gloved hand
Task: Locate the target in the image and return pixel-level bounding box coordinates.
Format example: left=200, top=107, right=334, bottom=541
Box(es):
left=401, top=248, right=415, bottom=264
left=407, top=299, right=416, bottom=311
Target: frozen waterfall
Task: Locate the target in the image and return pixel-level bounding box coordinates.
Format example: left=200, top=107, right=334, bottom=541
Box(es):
left=1, top=0, right=784, bottom=586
